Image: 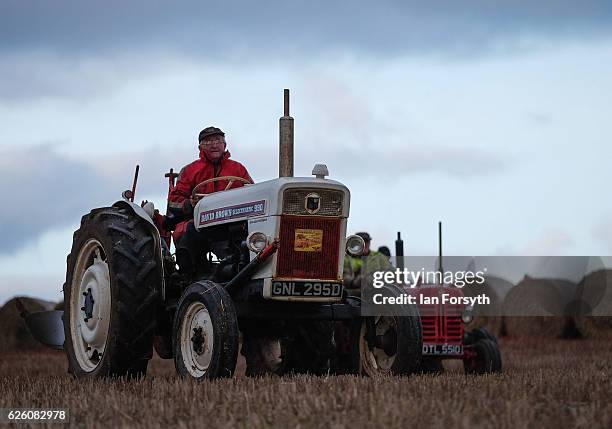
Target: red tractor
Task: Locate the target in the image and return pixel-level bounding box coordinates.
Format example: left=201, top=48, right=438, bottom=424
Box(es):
left=395, top=228, right=502, bottom=374
left=418, top=285, right=501, bottom=373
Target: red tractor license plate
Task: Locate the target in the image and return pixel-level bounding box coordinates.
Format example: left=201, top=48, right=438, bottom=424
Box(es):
left=422, top=343, right=464, bottom=356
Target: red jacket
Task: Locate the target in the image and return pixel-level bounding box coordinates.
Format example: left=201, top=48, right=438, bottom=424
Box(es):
left=168, top=150, right=252, bottom=242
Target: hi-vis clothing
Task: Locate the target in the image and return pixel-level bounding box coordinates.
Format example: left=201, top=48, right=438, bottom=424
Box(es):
left=343, top=251, right=392, bottom=296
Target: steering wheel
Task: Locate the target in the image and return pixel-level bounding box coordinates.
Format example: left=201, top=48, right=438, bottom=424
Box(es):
left=191, top=176, right=253, bottom=202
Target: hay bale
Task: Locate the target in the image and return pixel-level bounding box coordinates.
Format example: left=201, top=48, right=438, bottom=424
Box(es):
left=573, top=270, right=612, bottom=338
left=0, top=297, right=59, bottom=353
left=502, top=276, right=578, bottom=338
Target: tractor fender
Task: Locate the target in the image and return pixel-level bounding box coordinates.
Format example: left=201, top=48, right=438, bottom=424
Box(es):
left=112, top=199, right=166, bottom=301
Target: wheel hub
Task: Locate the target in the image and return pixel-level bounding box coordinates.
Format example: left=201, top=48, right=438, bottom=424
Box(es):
left=377, top=328, right=398, bottom=357
left=82, top=288, right=95, bottom=322
left=191, top=327, right=206, bottom=355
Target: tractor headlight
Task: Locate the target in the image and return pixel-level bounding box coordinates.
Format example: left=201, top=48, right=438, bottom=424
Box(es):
left=461, top=305, right=475, bottom=324
left=247, top=232, right=269, bottom=253
left=346, top=235, right=365, bottom=256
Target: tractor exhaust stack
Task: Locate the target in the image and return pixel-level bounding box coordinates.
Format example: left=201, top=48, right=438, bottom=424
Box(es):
left=279, top=88, right=294, bottom=177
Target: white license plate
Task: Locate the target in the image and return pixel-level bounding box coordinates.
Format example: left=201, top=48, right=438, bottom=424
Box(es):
left=271, top=281, right=343, bottom=298
left=422, top=343, right=464, bottom=355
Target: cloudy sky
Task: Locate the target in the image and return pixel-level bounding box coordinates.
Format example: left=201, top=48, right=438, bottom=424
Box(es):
left=1, top=0, right=612, bottom=304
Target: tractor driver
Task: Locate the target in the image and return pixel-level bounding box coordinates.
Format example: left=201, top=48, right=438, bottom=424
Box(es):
left=166, top=126, right=253, bottom=275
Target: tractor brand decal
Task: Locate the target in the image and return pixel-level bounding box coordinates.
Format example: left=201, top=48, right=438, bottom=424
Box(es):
left=305, top=192, right=321, bottom=214
left=294, top=229, right=323, bottom=252
left=199, top=200, right=266, bottom=226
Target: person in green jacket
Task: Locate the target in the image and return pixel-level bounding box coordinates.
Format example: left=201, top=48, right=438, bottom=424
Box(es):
left=343, top=232, right=392, bottom=297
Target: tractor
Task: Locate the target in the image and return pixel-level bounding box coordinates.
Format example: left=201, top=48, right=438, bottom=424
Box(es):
left=395, top=227, right=502, bottom=374
left=23, top=90, right=422, bottom=379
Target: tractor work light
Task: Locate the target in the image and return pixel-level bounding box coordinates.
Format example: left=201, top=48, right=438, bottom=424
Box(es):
left=247, top=232, right=269, bottom=253
left=346, top=235, right=365, bottom=256
left=461, top=305, right=475, bottom=324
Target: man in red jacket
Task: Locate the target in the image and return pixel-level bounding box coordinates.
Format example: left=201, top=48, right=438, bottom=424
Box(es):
left=166, top=126, right=253, bottom=274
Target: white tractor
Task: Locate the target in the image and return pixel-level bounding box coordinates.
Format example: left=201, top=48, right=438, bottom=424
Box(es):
left=25, top=91, right=422, bottom=379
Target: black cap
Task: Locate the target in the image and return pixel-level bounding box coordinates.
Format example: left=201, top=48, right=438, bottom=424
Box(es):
left=355, top=232, right=371, bottom=242
left=198, top=126, right=225, bottom=142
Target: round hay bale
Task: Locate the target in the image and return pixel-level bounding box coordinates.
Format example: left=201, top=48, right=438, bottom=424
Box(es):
left=572, top=270, right=612, bottom=338
left=0, top=297, right=51, bottom=353
left=502, top=276, right=577, bottom=338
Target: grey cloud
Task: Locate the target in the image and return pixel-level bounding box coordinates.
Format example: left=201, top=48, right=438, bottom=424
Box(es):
left=0, top=53, right=155, bottom=101
left=2, top=1, right=611, bottom=102
left=1, top=1, right=611, bottom=59
left=0, top=144, right=122, bottom=254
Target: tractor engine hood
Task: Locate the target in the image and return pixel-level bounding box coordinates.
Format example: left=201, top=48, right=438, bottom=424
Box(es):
left=193, top=177, right=350, bottom=229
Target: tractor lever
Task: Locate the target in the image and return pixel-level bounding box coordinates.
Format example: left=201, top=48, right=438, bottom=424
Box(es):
left=122, top=165, right=140, bottom=202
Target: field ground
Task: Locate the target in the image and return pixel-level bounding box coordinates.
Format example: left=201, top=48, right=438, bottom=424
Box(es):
left=1, top=338, right=611, bottom=428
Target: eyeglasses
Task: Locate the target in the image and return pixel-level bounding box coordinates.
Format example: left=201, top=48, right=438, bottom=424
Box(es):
left=200, top=139, right=226, bottom=147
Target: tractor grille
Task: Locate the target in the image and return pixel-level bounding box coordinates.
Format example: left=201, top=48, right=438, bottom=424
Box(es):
left=282, top=189, right=344, bottom=217
left=418, top=287, right=464, bottom=343
left=276, top=215, right=341, bottom=280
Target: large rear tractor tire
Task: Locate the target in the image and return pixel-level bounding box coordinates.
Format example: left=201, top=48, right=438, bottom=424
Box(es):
left=355, top=285, right=422, bottom=376
left=173, top=281, right=239, bottom=380
left=64, top=207, right=161, bottom=378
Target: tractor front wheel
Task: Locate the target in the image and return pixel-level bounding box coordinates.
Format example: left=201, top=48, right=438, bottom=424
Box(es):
left=463, top=339, right=502, bottom=374
left=173, top=281, right=239, bottom=380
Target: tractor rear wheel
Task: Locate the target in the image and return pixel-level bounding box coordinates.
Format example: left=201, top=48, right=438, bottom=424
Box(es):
left=173, top=281, right=239, bottom=380
left=356, top=285, right=422, bottom=376
left=64, top=207, right=161, bottom=378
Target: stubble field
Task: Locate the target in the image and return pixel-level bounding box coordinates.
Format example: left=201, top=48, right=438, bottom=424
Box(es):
left=1, top=338, right=611, bottom=428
